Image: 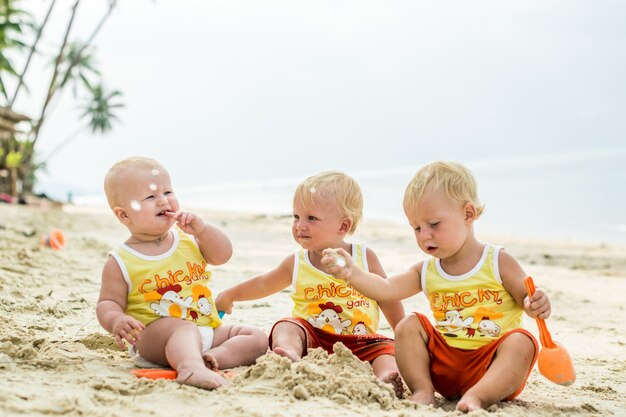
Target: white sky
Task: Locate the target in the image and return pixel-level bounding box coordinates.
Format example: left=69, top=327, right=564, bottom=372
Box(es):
left=11, top=0, right=626, bottom=199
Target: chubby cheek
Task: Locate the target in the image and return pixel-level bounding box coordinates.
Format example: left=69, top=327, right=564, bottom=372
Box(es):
left=445, top=228, right=464, bottom=246
left=413, top=233, right=425, bottom=251
left=170, top=198, right=180, bottom=212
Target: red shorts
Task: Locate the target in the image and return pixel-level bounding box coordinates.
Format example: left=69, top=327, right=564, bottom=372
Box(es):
left=415, top=313, right=538, bottom=400
left=269, top=317, right=395, bottom=363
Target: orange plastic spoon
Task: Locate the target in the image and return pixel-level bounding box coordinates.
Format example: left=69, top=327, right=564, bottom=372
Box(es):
left=524, top=276, right=576, bottom=386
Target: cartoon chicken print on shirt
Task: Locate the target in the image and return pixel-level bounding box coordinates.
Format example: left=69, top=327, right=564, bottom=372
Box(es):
left=351, top=310, right=373, bottom=335
left=352, top=322, right=368, bottom=335
left=436, top=309, right=475, bottom=337
left=189, top=284, right=214, bottom=321
left=197, top=296, right=213, bottom=316
left=149, top=284, right=193, bottom=318
left=473, top=307, right=503, bottom=337
left=308, top=301, right=351, bottom=334
left=477, top=317, right=501, bottom=336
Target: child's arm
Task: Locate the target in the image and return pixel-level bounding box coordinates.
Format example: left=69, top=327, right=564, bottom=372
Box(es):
left=364, top=247, right=405, bottom=330
left=498, top=250, right=551, bottom=319
left=167, top=210, right=232, bottom=265
left=215, top=254, right=294, bottom=314
left=96, top=257, right=145, bottom=349
left=322, top=248, right=422, bottom=303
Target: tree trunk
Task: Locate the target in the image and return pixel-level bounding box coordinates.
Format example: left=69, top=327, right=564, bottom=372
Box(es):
left=9, top=0, right=58, bottom=108
left=58, top=0, right=118, bottom=90
left=30, top=0, right=81, bottom=148
left=10, top=167, right=18, bottom=198
left=19, top=0, right=81, bottom=196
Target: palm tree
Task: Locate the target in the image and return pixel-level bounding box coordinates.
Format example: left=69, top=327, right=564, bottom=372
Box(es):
left=0, top=0, right=30, bottom=101
left=81, top=83, right=123, bottom=134
left=43, top=83, right=123, bottom=162
left=8, top=0, right=56, bottom=107
left=0, top=0, right=122, bottom=196
left=58, top=42, right=100, bottom=97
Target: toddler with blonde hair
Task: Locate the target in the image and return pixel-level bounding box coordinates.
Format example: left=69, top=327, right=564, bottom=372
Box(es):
left=323, top=161, right=552, bottom=411
left=216, top=170, right=406, bottom=397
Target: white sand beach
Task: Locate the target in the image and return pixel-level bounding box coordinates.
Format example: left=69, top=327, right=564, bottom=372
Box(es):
left=0, top=203, right=624, bottom=416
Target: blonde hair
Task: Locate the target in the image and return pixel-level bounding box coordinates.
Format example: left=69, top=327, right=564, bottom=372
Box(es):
left=293, top=171, right=363, bottom=234
left=104, top=156, right=167, bottom=208
left=403, top=161, right=484, bottom=218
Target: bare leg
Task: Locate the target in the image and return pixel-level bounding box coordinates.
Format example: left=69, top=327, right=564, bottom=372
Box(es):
left=135, top=318, right=225, bottom=389
left=395, top=314, right=436, bottom=406
left=371, top=354, right=404, bottom=398
left=209, top=323, right=268, bottom=369
left=457, top=332, right=535, bottom=412
left=270, top=321, right=306, bottom=362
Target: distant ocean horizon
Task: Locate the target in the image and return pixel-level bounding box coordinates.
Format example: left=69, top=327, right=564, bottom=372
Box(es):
left=43, top=148, right=626, bottom=245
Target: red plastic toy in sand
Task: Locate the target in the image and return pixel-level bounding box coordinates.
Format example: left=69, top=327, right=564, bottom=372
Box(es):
left=41, top=229, right=65, bottom=250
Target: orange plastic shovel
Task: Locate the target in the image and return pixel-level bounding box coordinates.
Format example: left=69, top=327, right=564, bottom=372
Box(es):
left=524, top=276, right=576, bottom=386
left=132, top=368, right=177, bottom=380
left=131, top=368, right=239, bottom=381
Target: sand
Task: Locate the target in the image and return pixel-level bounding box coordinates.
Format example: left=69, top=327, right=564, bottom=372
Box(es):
left=0, top=203, right=624, bottom=416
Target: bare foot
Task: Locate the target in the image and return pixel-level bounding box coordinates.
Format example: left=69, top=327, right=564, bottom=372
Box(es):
left=409, top=390, right=436, bottom=406
left=273, top=347, right=301, bottom=362
left=176, top=365, right=226, bottom=389
left=202, top=352, right=219, bottom=371
left=456, top=393, right=483, bottom=412
left=379, top=371, right=405, bottom=398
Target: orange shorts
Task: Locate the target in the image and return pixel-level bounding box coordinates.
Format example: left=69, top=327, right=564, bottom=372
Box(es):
left=269, top=317, right=395, bottom=363
left=415, top=313, right=538, bottom=400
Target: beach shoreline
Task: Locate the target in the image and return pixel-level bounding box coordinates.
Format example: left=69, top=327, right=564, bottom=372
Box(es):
left=0, top=203, right=624, bottom=416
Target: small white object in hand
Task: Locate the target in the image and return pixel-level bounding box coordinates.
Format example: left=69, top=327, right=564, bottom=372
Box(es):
left=334, top=254, right=346, bottom=268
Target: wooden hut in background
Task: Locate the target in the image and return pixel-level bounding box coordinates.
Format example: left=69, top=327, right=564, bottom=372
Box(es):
left=0, top=106, right=31, bottom=199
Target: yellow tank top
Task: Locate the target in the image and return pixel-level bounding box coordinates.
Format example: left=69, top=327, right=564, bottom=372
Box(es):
left=421, top=245, right=522, bottom=349
left=291, top=243, right=380, bottom=335
left=109, top=227, right=222, bottom=328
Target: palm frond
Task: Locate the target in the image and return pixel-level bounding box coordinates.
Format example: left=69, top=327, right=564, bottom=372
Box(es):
left=57, top=42, right=100, bottom=97
left=79, top=82, right=124, bottom=134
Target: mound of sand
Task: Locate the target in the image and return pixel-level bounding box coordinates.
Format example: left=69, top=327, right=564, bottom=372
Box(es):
left=228, top=343, right=408, bottom=409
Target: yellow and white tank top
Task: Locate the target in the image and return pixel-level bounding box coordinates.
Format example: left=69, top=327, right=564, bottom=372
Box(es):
left=291, top=243, right=380, bottom=335
left=421, top=245, right=522, bottom=349
left=109, top=227, right=222, bottom=328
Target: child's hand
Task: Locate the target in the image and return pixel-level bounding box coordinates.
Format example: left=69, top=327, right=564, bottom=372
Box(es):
left=166, top=210, right=207, bottom=236
left=321, top=248, right=354, bottom=280
left=112, top=315, right=145, bottom=350
left=524, top=288, right=551, bottom=319
left=215, top=291, right=234, bottom=315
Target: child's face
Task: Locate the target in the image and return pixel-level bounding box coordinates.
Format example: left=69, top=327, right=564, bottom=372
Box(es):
left=292, top=192, right=349, bottom=251
left=404, top=187, right=473, bottom=259
left=115, top=167, right=180, bottom=236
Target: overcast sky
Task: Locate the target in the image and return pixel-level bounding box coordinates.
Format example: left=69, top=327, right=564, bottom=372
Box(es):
left=14, top=0, right=626, bottom=200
